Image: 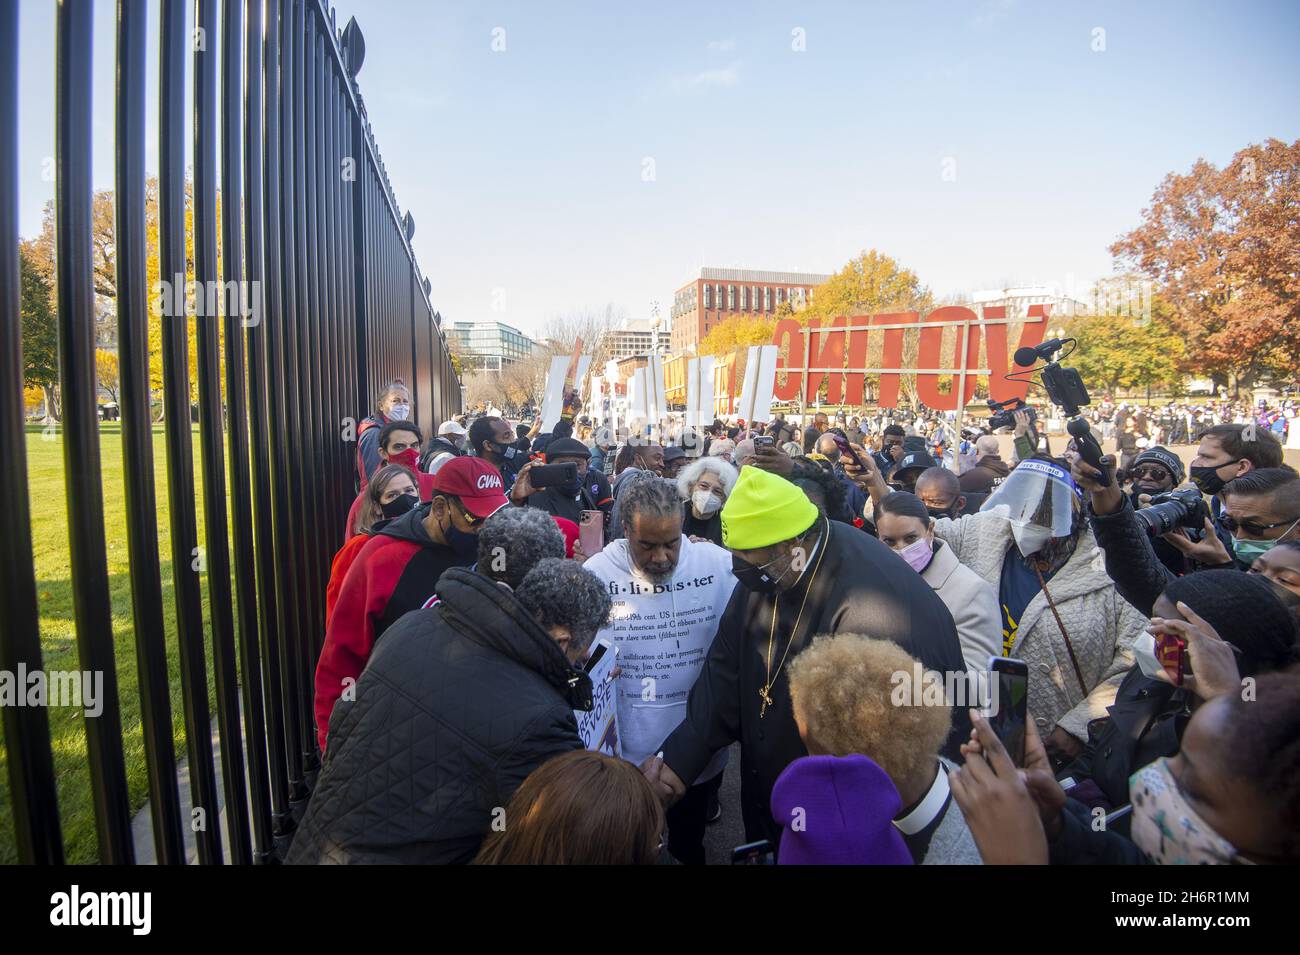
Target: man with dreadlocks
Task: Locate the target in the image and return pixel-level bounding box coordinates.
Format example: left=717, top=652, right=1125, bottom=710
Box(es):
left=930, top=454, right=1148, bottom=772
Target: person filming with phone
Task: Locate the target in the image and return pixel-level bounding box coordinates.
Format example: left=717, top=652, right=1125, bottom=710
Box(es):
left=510, top=436, right=609, bottom=526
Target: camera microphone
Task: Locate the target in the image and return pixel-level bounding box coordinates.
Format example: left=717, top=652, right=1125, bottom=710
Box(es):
left=1014, top=338, right=1069, bottom=367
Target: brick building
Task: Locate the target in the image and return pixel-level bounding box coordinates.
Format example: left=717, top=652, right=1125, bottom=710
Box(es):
left=669, top=267, right=832, bottom=354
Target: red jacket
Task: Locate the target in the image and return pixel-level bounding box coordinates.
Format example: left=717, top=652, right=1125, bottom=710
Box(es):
left=314, top=506, right=472, bottom=751
left=325, top=533, right=371, bottom=629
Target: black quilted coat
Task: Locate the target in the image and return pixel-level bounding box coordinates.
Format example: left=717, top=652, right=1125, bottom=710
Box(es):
left=1087, top=493, right=1236, bottom=617
left=287, top=568, right=586, bottom=864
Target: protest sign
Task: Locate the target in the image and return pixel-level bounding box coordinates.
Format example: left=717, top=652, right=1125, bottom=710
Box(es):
left=540, top=353, right=592, bottom=432
left=574, top=640, right=620, bottom=757
left=736, top=344, right=778, bottom=425
left=685, top=355, right=715, bottom=429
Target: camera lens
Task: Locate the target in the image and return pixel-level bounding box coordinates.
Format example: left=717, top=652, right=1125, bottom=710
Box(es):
left=1135, top=496, right=1190, bottom=536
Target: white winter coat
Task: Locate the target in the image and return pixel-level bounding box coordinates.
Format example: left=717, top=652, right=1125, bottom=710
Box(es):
left=920, top=540, right=1002, bottom=674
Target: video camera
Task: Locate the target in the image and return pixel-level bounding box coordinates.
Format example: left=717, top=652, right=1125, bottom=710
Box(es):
left=1010, top=337, right=1110, bottom=486
left=986, top=396, right=1036, bottom=432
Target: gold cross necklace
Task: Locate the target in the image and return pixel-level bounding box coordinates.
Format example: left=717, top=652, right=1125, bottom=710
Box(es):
left=759, top=519, right=828, bottom=719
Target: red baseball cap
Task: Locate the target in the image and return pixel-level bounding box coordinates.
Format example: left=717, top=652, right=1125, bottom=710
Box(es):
left=431, top=456, right=509, bottom=519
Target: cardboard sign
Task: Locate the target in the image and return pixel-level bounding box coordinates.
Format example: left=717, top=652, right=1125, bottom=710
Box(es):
left=736, top=344, right=778, bottom=424
left=575, top=640, right=620, bottom=757
left=685, top=355, right=716, bottom=430
left=540, top=353, right=592, bottom=432
left=646, top=353, right=667, bottom=426
left=627, top=366, right=646, bottom=429
left=561, top=338, right=585, bottom=420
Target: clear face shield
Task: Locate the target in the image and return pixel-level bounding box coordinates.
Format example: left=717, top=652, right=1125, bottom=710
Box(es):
left=980, top=459, right=1080, bottom=556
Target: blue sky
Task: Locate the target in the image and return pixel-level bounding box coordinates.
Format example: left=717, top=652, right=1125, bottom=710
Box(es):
left=15, top=0, right=1300, bottom=336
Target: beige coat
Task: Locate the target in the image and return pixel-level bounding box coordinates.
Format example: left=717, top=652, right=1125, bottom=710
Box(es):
left=921, top=540, right=1002, bottom=674
left=932, top=510, right=1145, bottom=741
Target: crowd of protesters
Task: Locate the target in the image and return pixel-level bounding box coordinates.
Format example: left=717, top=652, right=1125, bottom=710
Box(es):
left=289, top=380, right=1300, bottom=865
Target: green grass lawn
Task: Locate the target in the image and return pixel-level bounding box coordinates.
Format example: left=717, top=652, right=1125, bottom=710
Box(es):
left=1, top=422, right=229, bottom=864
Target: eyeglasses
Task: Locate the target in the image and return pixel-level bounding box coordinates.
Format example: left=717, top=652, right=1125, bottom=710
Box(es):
left=1130, top=467, right=1170, bottom=482
left=1216, top=513, right=1300, bottom=538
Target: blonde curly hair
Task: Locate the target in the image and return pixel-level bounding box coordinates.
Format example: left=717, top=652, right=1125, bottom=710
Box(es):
left=787, top=634, right=952, bottom=788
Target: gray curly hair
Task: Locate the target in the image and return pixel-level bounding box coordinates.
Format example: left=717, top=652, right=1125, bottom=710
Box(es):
left=617, top=471, right=683, bottom=532
left=676, top=455, right=739, bottom=501
left=515, top=558, right=612, bottom=657
left=476, top=506, right=565, bottom=589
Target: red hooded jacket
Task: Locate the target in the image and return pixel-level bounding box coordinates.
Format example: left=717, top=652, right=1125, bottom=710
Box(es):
left=314, top=504, right=473, bottom=751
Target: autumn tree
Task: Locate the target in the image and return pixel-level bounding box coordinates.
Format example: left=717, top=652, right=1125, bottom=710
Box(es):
left=800, top=249, right=933, bottom=324
left=500, top=345, right=563, bottom=412
left=445, top=335, right=467, bottom=379
left=698, top=311, right=776, bottom=355
left=1064, top=296, right=1185, bottom=397
left=461, top=370, right=506, bottom=413
left=20, top=243, right=59, bottom=419
left=27, top=179, right=212, bottom=419
left=508, top=355, right=546, bottom=411
left=1111, top=139, right=1300, bottom=394
left=96, top=348, right=120, bottom=404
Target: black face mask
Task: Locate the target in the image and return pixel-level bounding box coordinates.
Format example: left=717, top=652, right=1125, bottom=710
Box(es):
left=559, top=475, right=583, bottom=497
left=1190, top=461, right=1240, bottom=495
left=732, top=553, right=787, bottom=594
left=926, top=506, right=956, bottom=521
left=381, top=492, right=418, bottom=519
left=488, top=440, right=519, bottom=461
left=439, top=512, right=480, bottom=558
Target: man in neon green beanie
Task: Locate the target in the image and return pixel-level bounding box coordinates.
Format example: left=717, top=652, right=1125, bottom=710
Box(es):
left=642, top=465, right=970, bottom=849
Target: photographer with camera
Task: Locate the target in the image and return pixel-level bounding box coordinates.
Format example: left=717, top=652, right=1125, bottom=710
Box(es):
left=1070, top=442, right=1300, bottom=619
left=1118, top=446, right=1219, bottom=577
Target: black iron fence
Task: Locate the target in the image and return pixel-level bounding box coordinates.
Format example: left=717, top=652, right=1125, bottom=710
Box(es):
left=0, top=0, right=459, bottom=863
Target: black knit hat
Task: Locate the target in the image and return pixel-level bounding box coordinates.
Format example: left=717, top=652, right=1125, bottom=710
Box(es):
left=1133, top=446, right=1184, bottom=483
left=1162, top=570, right=1298, bottom=674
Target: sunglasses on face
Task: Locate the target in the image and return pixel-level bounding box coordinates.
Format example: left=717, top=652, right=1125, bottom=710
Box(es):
left=1216, top=513, right=1300, bottom=538
left=1130, top=467, right=1170, bottom=482
left=439, top=497, right=484, bottom=527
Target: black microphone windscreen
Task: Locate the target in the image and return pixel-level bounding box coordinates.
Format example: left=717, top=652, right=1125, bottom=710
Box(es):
left=1013, top=347, right=1040, bottom=367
